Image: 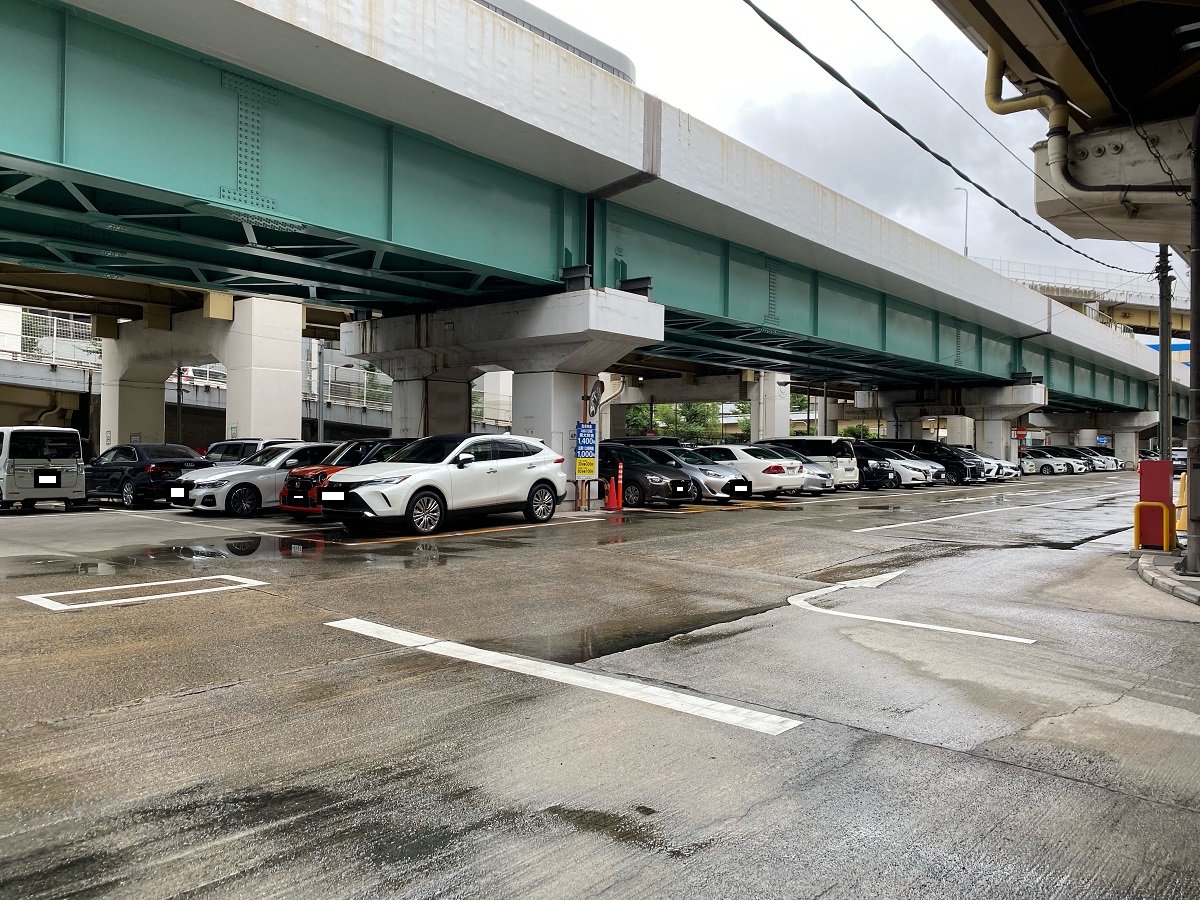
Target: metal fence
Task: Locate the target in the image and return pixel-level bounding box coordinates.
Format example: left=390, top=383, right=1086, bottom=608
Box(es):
left=0, top=308, right=102, bottom=370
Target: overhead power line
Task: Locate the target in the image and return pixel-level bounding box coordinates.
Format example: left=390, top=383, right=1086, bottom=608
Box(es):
left=738, top=0, right=1156, bottom=276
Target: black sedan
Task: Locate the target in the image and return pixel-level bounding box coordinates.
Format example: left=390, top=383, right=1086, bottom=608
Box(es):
left=87, top=443, right=214, bottom=508
left=598, top=444, right=692, bottom=507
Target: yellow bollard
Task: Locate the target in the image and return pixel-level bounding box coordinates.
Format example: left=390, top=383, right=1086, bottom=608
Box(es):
left=1134, top=501, right=1177, bottom=551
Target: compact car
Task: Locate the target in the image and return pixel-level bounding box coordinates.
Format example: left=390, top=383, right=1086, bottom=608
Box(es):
left=621, top=443, right=753, bottom=503
left=87, top=443, right=213, bottom=508
left=320, top=433, right=567, bottom=533
left=598, top=443, right=693, bottom=507
left=1019, top=448, right=1081, bottom=475
left=170, top=442, right=337, bottom=516
left=693, top=445, right=808, bottom=498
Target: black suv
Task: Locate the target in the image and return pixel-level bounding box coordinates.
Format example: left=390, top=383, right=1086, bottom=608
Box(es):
left=598, top=443, right=691, bottom=507
left=868, top=439, right=985, bottom=486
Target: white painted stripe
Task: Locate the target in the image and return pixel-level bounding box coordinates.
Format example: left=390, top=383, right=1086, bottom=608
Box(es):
left=17, top=575, right=268, bottom=611
left=787, top=596, right=1036, bottom=644
left=853, top=490, right=1138, bottom=533
left=326, top=618, right=802, bottom=735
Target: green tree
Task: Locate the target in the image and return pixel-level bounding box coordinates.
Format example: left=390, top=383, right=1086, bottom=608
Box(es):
left=624, top=404, right=650, bottom=435
left=840, top=423, right=875, bottom=440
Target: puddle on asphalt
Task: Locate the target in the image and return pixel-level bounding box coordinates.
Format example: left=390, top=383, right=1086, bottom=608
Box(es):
left=474, top=602, right=784, bottom=663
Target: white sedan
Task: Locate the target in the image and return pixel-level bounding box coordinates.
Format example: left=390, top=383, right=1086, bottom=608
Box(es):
left=319, top=433, right=568, bottom=534
left=693, top=445, right=808, bottom=497
left=169, top=442, right=337, bottom=516
left=1020, top=448, right=1084, bottom=475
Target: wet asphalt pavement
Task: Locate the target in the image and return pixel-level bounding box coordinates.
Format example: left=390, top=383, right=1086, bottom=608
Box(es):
left=2, top=471, right=1199, bottom=899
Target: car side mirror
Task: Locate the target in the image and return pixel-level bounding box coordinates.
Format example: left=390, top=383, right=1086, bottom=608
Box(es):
left=283, top=458, right=299, bottom=467
left=456, top=452, right=475, bottom=468
left=88, top=458, right=98, bottom=466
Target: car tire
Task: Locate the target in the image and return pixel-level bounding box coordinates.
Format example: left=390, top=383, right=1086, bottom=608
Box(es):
left=690, top=480, right=705, bottom=503
left=945, top=471, right=961, bottom=486
left=120, top=480, right=137, bottom=509
left=622, top=481, right=645, bottom=508
left=523, top=483, right=557, bottom=523
left=763, top=491, right=781, bottom=500
left=1040, top=464, right=1054, bottom=475
left=225, top=484, right=261, bottom=517
left=406, top=490, right=445, bottom=534
left=64, top=500, right=85, bottom=511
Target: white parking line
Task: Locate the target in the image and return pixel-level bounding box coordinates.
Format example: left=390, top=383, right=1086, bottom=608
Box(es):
left=853, top=490, right=1138, bottom=533
left=787, top=577, right=1036, bottom=644
left=327, top=618, right=802, bottom=735
left=17, top=575, right=269, bottom=611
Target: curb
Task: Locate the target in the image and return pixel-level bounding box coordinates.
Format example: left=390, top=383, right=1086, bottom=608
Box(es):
left=1135, top=555, right=1200, bottom=606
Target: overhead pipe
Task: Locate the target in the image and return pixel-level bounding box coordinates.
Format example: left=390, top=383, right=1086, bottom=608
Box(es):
left=984, top=47, right=1177, bottom=202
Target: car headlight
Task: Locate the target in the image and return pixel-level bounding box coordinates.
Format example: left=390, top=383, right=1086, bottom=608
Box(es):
left=700, top=469, right=724, bottom=478
left=315, top=472, right=327, bottom=484
left=646, top=474, right=667, bottom=484
left=867, top=460, right=879, bottom=468
left=198, top=480, right=228, bottom=489
left=364, top=475, right=411, bottom=486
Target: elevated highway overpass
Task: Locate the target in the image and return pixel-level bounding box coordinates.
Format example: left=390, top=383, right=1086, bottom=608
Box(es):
left=0, top=0, right=1185, bottom=466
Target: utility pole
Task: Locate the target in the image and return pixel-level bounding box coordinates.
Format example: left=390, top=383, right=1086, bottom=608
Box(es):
left=954, top=187, right=969, bottom=256
left=315, top=339, right=326, bottom=442
left=1158, top=245, right=1172, bottom=460
left=1184, top=108, right=1200, bottom=575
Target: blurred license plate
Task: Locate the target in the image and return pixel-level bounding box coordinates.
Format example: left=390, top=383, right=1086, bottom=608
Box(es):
left=674, top=485, right=685, bottom=492
left=321, top=491, right=345, bottom=501
left=170, top=487, right=185, bottom=498
left=291, top=495, right=307, bottom=503
left=733, top=484, right=748, bottom=492
left=37, top=474, right=58, bottom=485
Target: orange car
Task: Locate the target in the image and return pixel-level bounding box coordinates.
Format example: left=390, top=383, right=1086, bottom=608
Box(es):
left=278, top=438, right=414, bottom=518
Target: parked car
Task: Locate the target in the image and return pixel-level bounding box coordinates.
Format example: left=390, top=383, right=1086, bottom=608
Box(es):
left=867, top=440, right=985, bottom=485
left=1047, top=447, right=1096, bottom=472
left=856, top=443, right=927, bottom=488
left=1172, top=447, right=1187, bottom=474
left=86, top=442, right=214, bottom=508
left=1019, top=447, right=1084, bottom=475
left=205, top=437, right=302, bottom=465
left=693, top=444, right=809, bottom=498
left=755, top=436, right=860, bottom=489
left=757, top=444, right=836, bottom=495
left=280, top=437, right=416, bottom=518
left=598, top=443, right=693, bottom=507
left=170, top=442, right=337, bottom=516
left=1073, top=447, right=1120, bottom=471
left=609, top=442, right=753, bottom=503
left=871, top=445, right=947, bottom=485
left=956, top=448, right=1021, bottom=480
left=1, top=426, right=87, bottom=510
left=319, top=433, right=567, bottom=533
left=850, top=443, right=900, bottom=490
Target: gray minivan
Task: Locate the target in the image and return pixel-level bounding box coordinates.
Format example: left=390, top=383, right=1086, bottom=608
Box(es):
left=0, top=426, right=86, bottom=510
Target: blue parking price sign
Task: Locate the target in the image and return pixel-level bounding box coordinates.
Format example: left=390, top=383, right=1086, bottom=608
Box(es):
left=575, top=423, right=597, bottom=478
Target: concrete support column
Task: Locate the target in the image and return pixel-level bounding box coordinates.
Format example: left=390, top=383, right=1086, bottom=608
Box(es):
left=1113, top=430, right=1140, bottom=465
left=389, top=378, right=473, bottom=439
left=100, top=371, right=171, bottom=446
left=223, top=297, right=302, bottom=440
left=973, top=419, right=1016, bottom=462
left=893, top=419, right=922, bottom=439
left=750, top=372, right=790, bottom=441
left=605, top=403, right=629, bottom=439
left=512, top=372, right=585, bottom=463
left=1074, top=428, right=1100, bottom=448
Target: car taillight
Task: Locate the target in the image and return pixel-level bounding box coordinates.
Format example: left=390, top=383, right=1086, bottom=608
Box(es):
left=554, top=458, right=564, bottom=464
left=146, top=464, right=172, bottom=476
left=762, top=464, right=785, bottom=474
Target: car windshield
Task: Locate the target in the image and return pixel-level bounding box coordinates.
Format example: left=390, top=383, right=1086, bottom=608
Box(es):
left=243, top=446, right=294, bottom=467
left=743, top=447, right=783, bottom=460
left=387, top=435, right=469, bottom=464
left=325, top=441, right=371, bottom=466
left=674, top=450, right=711, bottom=465
left=145, top=444, right=202, bottom=459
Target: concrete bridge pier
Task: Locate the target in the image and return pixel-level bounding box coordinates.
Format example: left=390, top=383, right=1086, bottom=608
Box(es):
left=750, top=372, right=792, bottom=441
left=99, top=296, right=302, bottom=448
left=341, top=289, right=664, bottom=477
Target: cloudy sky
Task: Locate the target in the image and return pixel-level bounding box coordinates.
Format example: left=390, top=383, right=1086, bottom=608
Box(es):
left=529, top=0, right=1169, bottom=293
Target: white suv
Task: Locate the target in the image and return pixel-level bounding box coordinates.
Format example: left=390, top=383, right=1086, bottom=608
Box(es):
left=319, top=433, right=567, bottom=534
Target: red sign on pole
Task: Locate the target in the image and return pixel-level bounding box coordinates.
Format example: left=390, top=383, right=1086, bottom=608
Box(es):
left=1014, top=426, right=1028, bottom=439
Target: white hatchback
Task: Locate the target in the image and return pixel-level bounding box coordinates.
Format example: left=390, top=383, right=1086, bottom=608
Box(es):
left=320, top=433, right=568, bottom=534
left=693, top=445, right=808, bottom=497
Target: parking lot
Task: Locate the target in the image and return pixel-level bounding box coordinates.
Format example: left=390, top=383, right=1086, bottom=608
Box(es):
left=3, top=469, right=1199, bottom=899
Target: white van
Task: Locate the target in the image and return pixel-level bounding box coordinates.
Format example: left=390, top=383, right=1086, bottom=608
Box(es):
left=756, top=436, right=861, bottom=489
left=0, top=426, right=86, bottom=510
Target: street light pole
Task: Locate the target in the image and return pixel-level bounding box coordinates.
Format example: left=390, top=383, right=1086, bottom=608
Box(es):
left=953, top=187, right=969, bottom=256
left=315, top=339, right=326, bottom=442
